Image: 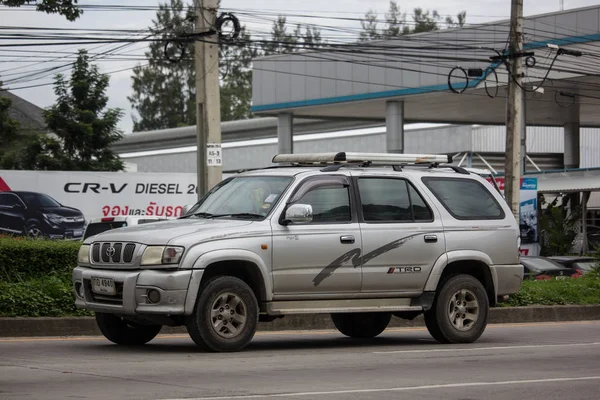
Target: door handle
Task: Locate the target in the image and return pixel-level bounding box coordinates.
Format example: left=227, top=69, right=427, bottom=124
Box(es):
left=340, top=235, right=355, bottom=244
left=424, top=234, right=437, bottom=243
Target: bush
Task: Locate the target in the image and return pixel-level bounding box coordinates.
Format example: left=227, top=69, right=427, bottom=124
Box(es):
left=500, top=274, right=600, bottom=307
left=0, top=236, right=80, bottom=282
left=0, top=273, right=92, bottom=317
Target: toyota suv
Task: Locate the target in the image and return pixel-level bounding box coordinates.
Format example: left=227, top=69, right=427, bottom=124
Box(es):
left=73, top=152, right=523, bottom=352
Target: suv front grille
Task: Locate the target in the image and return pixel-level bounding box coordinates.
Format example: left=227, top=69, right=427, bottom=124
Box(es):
left=91, top=242, right=139, bottom=266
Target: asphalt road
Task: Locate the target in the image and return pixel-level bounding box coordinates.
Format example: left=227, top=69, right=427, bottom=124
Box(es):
left=1, top=321, right=600, bottom=400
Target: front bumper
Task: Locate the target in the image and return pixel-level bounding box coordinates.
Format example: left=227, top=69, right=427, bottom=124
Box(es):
left=72, top=266, right=199, bottom=315
left=491, top=264, right=524, bottom=296
left=42, top=221, right=85, bottom=239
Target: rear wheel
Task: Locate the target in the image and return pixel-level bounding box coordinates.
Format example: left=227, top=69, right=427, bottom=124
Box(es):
left=186, top=276, right=259, bottom=352
left=331, top=312, right=391, bottom=338
left=424, top=274, right=489, bottom=343
left=95, top=313, right=162, bottom=345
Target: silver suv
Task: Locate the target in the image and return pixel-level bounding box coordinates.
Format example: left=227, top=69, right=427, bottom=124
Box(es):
left=73, top=152, right=523, bottom=352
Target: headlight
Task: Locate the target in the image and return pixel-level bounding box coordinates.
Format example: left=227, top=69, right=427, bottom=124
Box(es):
left=44, top=213, right=63, bottom=224
left=141, top=246, right=184, bottom=266
left=78, top=245, right=90, bottom=264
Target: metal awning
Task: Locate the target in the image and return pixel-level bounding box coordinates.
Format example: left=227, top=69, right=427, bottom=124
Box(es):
left=533, top=170, right=600, bottom=193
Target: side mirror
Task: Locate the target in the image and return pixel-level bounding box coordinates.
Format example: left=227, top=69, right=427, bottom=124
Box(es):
left=284, top=204, right=313, bottom=224
left=182, top=204, right=193, bottom=215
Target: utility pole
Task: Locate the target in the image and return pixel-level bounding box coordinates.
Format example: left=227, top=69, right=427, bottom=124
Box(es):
left=195, top=0, right=222, bottom=199
left=505, top=0, right=524, bottom=224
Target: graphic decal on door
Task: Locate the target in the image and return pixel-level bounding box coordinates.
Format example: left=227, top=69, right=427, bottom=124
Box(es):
left=312, top=232, right=427, bottom=287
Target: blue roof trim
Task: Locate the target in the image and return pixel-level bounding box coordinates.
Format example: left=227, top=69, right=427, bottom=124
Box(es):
left=251, top=32, right=599, bottom=113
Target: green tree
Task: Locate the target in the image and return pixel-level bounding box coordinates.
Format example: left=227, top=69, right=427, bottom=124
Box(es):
left=359, top=1, right=466, bottom=39
left=262, top=16, right=324, bottom=56
left=0, top=86, right=23, bottom=169
left=539, top=194, right=582, bottom=256
left=129, top=0, right=258, bottom=130
left=19, top=49, right=124, bottom=171
left=0, top=0, right=82, bottom=21
left=128, top=0, right=196, bottom=131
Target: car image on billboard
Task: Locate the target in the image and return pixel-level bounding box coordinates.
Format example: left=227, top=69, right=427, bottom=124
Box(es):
left=0, top=191, right=85, bottom=239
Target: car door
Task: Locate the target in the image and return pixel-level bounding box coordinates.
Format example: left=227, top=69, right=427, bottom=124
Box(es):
left=354, top=174, right=446, bottom=294
left=270, top=174, right=363, bottom=298
left=0, top=193, right=25, bottom=234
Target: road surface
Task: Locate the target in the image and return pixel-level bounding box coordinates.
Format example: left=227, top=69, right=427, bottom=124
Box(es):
left=1, top=321, right=599, bottom=400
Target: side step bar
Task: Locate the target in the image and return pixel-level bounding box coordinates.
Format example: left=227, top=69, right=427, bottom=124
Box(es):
left=266, top=298, right=426, bottom=315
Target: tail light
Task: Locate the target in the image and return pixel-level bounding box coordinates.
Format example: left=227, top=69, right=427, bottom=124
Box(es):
left=536, top=275, right=551, bottom=281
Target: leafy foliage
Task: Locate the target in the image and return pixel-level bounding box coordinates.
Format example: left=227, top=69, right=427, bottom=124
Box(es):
left=499, top=274, right=600, bottom=307
left=10, top=49, right=125, bottom=171
left=0, top=0, right=82, bottom=21
left=0, top=274, right=92, bottom=317
left=129, top=1, right=323, bottom=130
left=0, top=88, right=26, bottom=169
left=539, top=194, right=582, bottom=256
left=0, top=235, right=79, bottom=282
left=128, top=0, right=196, bottom=131
left=359, top=1, right=466, bottom=41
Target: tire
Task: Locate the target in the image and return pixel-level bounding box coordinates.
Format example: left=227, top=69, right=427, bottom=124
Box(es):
left=25, top=222, right=43, bottom=239
left=331, top=312, right=391, bottom=338
left=95, top=313, right=162, bottom=345
left=186, top=276, right=258, bottom=352
left=424, top=274, right=489, bottom=344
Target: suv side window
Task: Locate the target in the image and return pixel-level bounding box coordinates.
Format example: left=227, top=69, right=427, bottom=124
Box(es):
left=357, top=178, right=433, bottom=223
left=422, top=177, right=505, bottom=220
left=0, top=194, right=18, bottom=207
left=291, top=179, right=351, bottom=223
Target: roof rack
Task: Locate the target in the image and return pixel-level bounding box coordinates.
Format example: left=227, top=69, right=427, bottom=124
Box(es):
left=271, top=152, right=452, bottom=165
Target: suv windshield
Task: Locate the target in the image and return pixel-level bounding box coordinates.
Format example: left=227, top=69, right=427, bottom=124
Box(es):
left=185, top=176, right=293, bottom=219
left=17, top=192, right=61, bottom=208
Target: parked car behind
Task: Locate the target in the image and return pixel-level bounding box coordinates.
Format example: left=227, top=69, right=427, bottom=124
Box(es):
left=520, top=256, right=581, bottom=280
left=549, top=256, right=599, bottom=275
left=0, top=191, right=85, bottom=239
left=83, top=216, right=168, bottom=240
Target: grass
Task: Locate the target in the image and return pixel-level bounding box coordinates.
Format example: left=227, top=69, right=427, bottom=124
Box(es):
left=499, top=272, right=600, bottom=307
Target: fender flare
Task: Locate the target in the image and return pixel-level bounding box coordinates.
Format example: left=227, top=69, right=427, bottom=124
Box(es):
left=423, top=250, right=497, bottom=297
left=183, top=248, right=272, bottom=315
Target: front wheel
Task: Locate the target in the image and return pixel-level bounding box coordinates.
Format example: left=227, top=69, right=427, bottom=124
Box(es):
left=95, top=313, right=162, bottom=345
left=186, top=276, right=259, bottom=352
left=424, top=274, right=489, bottom=344
left=331, top=312, right=391, bottom=338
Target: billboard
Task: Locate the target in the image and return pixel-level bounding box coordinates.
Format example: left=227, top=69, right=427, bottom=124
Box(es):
left=488, top=177, right=540, bottom=256
left=0, top=170, right=200, bottom=239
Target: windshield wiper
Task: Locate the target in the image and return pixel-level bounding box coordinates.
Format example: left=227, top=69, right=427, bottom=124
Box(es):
left=182, top=212, right=215, bottom=219
left=209, top=213, right=264, bottom=219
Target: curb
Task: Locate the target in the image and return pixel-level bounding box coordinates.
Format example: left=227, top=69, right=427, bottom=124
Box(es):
left=1, top=305, right=599, bottom=337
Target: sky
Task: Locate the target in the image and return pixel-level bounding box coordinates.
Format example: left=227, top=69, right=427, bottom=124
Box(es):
left=0, top=0, right=598, bottom=134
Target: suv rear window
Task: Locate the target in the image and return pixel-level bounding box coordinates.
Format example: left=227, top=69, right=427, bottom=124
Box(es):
left=357, top=178, right=433, bottom=222
left=422, top=177, right=505, bottom=220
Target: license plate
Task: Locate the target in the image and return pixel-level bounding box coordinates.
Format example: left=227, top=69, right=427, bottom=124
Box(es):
left=73, top=230, right=83, bottom=237
left=555, top=276, right=568, bottom=280
left=91, top=277, right=116, bottom=295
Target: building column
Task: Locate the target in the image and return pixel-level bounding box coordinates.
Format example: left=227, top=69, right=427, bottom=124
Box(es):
left=564, top=101, right=580, bottom=169
left=564, top=122, right=580, bottom=169
left=277, top=113, right=293, bottom=154
left=386, top=101, right=404, bottom=153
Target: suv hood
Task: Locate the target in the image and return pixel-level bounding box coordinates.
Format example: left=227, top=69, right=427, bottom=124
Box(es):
left=40, top=206, right=83, bottom=217
left=87, top=218, right=258, bottom=244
